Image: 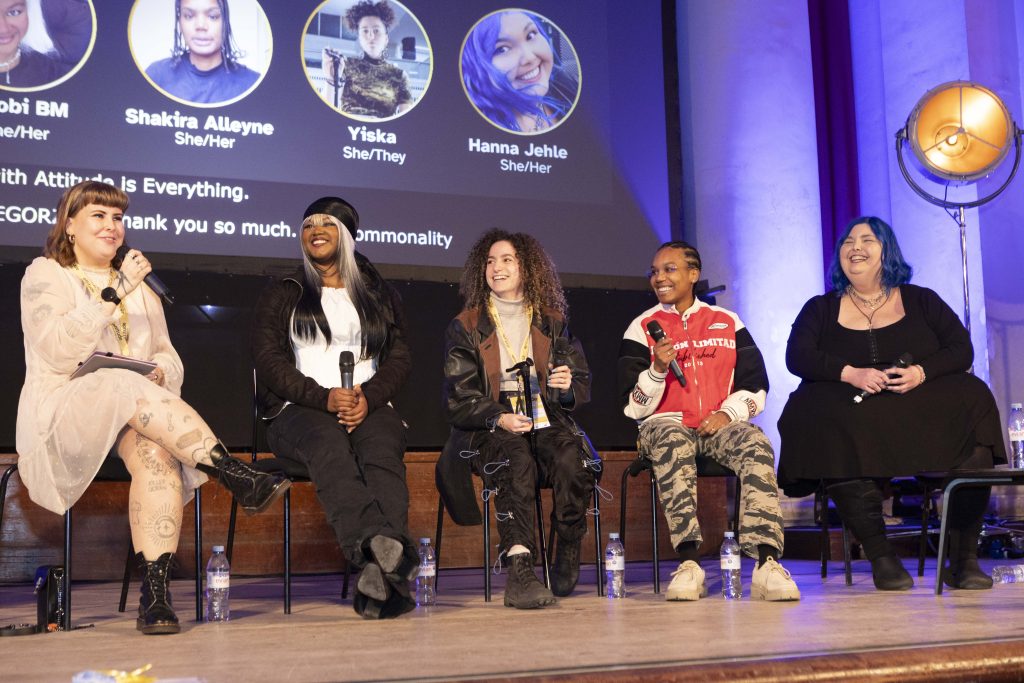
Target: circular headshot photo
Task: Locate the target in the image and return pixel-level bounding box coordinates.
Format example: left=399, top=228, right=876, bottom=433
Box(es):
left=302, top=0, right=432, bottom=122
left=128, top=0, right=271, bottom=107
left=461, top=9, right=581, bottom=135
left=0, top=0, right=96, bottom=93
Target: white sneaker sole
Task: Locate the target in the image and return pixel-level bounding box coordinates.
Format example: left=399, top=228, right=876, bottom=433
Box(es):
left=666, top=585, right=707, bottom=601
left=751, top=585, right=800, bottom=601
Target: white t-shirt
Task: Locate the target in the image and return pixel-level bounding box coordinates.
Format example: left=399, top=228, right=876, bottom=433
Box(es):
left=291, top=286, right=377, bottom=389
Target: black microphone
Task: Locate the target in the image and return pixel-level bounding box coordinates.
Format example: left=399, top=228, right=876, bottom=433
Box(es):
left=116, top=245, right=174, bottom=305
left=646, top=320, right=686, bottom=387
left=549, top=337, right=572, bottom=402
left=339, top=350, right=354, bottom=390
left=853, top=352, right=913, bottom=404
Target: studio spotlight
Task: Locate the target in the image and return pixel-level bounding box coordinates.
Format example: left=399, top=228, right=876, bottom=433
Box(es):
left=896, top=81, right=1022, bottom=335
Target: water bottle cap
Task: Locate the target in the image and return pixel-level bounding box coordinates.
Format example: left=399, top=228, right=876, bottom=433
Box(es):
left=1013, top=403, right=1023, bottom=410
left=419, top=538, right=431, bottom=544
left=212, top=545, right=225, bottom=552
left=724, top=531, right=735, bottom=538
left=608, top=532, right=620, bottom=539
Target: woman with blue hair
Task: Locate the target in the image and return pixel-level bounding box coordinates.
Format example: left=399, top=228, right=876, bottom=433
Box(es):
left=461, top=10, right=578, bottom=134
left=778, top=216, right=1004, bottom=592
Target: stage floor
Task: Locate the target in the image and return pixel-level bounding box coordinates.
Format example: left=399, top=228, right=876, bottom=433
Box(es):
left=2, top=558, right=1023, bottom=682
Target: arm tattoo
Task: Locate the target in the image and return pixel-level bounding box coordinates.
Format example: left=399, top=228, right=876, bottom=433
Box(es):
left=130, top=501, right=142, bottom=525
left=31, top=304, right=53, bottom=325
left=166, top=413, right=174, bottom=432
left=140, top=412, right=152, bottom=428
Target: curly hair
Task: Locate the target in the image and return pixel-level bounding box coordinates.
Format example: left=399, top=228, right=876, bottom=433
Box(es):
left=344, top=0, right=396, bottom=31
left=459, top=228, right=567, bottom=317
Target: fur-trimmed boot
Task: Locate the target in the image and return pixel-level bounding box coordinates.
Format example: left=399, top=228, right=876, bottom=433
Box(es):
left=197, top=443, right=291, bottom=514
left=136, top=552, right=180, bottom=635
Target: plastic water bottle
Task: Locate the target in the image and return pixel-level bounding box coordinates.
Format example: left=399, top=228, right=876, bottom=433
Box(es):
left=416, top=538, right=436, bottom=606
left=205, top=545, right=230, bottom=622
left=992, top=565, right=1024, bottom=584
left=720, top=531, right=742, bottom=599
left=605, top=532, right=625, bottom=599
left=1009, top=403, right=1024, bottom=469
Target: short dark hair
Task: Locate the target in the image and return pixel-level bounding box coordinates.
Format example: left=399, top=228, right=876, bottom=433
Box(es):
left=344, top=0, right=396, bottom=31
left=828, top=216, right=912, bottom=292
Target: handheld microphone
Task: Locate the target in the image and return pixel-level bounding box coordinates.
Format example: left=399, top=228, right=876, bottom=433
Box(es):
left=645, top=320, right=686, bottom=387
left=339, top=350, right=354, bottom=390
left=853, top=352, right=913, bottom=404
left=116, top=245, right=174, bottom=305
left=549, top=337, right=572, bottom=402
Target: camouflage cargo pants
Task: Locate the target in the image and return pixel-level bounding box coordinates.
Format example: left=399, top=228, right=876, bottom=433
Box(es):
left=638, top=418, right=785, bottom=557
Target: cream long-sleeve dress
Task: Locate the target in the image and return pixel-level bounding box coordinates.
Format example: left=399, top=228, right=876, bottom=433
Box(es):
left=16, top=257, right=206, bottom=515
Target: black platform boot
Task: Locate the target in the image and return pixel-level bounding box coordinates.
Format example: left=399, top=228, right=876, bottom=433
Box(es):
left=504, top=552, right=557, bottom=609
left=197, top=443, right=291, bottom=514
left=945, top=487, right=993, bottom=590
left=827, top=479, right=913, bottom=591
left=136, top=552, right=180, bottom=635
left=550, top=535, right=581, bottom=597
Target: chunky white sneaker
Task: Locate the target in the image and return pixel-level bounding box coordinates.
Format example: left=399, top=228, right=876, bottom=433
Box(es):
left=751, top=558, right=801, bottom=601
left=666, top=560, right=706, bottom=601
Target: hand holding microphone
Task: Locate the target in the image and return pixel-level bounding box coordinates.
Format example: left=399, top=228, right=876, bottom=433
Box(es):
left=646, top=320, right=686, bottom=386
left=332, top=351, right=367, bottom=431
left=115, top=245, right=174, bottom=304
left=547, top=337, right=573, bottom=401
left=852, top=352, right=913, bottom=404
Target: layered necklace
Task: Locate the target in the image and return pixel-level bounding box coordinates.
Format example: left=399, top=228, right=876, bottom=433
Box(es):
left=846, top=285, right=891, bottom=330
left=71, top=264, right=131, bottom=355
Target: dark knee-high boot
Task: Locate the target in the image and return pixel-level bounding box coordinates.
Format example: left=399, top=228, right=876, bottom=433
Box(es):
left=945, top=487, right=993, bottom=590
left=136, top=552, right=180, bottom=635
left=827, top=479, right=913, bottom=590
left=197, top=443, right=291, bottom=514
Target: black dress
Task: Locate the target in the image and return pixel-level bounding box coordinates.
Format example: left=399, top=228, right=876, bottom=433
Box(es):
left=777, top=284, right=1005, bottom=497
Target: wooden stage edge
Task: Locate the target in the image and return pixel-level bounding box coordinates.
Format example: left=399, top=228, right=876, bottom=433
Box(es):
left=480, top=639, right=1024, bottom=683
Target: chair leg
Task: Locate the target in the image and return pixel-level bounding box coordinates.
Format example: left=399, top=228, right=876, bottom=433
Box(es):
left=650, top=469, right=660, bottom=594
left=119, top=538, right=134, bottom=613
left=434, top=496, right=445, bottom=594
left=284, top=489, right=291, bottom=615
left=535, top=489, right=550, bottom=588
left=618, top=466, right=630, bottom=546
left=593, top=487, right=604, bottom=597
left=483, top=496, right=491, bottom=602
left=0, top=464, right=18, bottom=537
left=731, top=475, right=741, bottom=532
left=341, top=563, right=351, bottom=600
left=194, top=487, right=203, bottom=622
left=842, top=523, right=852, bottom=586
left=63, top=509, right=72, bottom=631
left=918, top=488, right=931, bottom=578
left=818, top=486, right=829, bottom=579
left=226, top=499, right=238, bottom=565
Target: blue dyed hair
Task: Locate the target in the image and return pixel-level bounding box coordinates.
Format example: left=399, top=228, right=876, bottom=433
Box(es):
left=828, top=216, right=913, bottom=293
left=461, top=11, right=568, bottom=132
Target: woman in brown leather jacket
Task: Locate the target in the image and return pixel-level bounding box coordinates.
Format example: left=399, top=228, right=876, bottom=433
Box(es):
left=441, top=229, right=596, bottom=609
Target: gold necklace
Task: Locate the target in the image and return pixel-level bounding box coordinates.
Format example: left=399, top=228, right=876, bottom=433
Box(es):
left=70, top=264, right=131, bottom=354
left=847, top=287, right=891, bottom=330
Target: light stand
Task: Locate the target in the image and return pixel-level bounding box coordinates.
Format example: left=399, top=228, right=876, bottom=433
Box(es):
left=895, top=81, right=1022, bottom=336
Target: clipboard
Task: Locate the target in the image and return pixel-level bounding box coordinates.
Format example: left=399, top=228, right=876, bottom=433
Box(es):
left=70, top=352, right=157, bottom=380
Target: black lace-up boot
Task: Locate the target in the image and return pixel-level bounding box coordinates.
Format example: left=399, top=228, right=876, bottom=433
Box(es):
left=504, top=552, right=557, bottom=609
left=197, top=443, right=291, bottom=514
left=136, top=552, right=180, bottom=635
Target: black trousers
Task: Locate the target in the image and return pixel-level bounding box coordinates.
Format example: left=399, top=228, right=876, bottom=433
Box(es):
left=474, top=424, right=595, bottom=557
left=266, top=403, right=410, bottom=568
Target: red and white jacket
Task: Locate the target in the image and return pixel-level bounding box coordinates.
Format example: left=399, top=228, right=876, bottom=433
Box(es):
left=617, top=300, right=769, bottom=428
